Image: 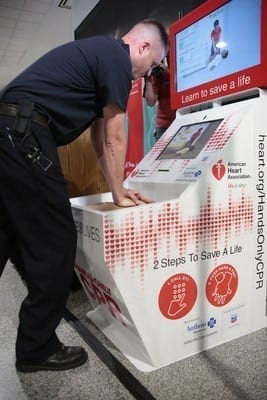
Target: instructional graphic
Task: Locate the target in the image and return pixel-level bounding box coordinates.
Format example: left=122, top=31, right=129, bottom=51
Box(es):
left=158, top=273, right=197, bottom=319
left=206, top=264, right=238, bottom=306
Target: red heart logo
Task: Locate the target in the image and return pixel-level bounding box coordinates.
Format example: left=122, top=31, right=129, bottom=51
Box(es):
left=212, top=160, right=226, bottom=180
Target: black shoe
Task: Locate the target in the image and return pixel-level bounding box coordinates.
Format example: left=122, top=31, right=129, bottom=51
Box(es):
left=16, top=345, right=88, bottom=373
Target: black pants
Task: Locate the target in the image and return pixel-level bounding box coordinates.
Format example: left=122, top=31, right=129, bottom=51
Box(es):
left=0, top=116, right=77, bottom=363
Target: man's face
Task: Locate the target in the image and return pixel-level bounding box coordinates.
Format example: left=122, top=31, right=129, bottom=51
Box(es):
left=132, top=43, right=166, bottom=80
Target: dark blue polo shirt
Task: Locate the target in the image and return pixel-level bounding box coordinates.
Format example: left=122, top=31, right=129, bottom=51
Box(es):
left=0, top=36, right=133, bottom=145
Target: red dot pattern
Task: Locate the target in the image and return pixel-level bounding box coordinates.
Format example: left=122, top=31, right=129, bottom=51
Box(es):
left=103, top=187, right=253, bottom=290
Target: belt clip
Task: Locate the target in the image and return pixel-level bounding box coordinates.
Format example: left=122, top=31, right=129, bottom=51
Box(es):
left=14, top=99, right=34, bottom=136
left=27, top=146, right=53, bottom=171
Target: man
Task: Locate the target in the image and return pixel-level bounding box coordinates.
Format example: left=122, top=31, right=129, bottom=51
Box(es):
left=143, top=53, right=176, bottom=141
left=0, top=19, right=168, bottom=373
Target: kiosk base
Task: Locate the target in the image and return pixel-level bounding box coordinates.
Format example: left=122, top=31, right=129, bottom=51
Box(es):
left=71, top=94, right=267, bottom=371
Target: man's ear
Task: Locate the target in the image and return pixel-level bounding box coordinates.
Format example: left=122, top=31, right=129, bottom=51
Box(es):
left=139, top=41, right=150, bottom=55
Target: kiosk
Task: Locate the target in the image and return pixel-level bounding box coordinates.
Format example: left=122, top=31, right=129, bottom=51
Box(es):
left=71, top=0, right=267, bottom=371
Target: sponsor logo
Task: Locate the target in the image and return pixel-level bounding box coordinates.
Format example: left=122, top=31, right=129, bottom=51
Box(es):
left=187, top=321, right=206, bottom=332
left=186, top=317, right=216, bottom=333
left=230, top=313, right=238, bottom=323
left=194, top=170, right=202, bottom=177
left=183, top=169, right=202, bottom=178
left=207, top=317, right=217, bottom=328
left=212, top=160, right=226, bottom=180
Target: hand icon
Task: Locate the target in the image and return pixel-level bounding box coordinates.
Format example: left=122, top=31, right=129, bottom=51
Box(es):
left=212, top=271, right=232, bottom=305
left=168, top=292, right=186, bottom=316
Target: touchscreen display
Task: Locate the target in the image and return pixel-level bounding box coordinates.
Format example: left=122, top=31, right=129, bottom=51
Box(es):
left=157, top=120, right=223, bottom=160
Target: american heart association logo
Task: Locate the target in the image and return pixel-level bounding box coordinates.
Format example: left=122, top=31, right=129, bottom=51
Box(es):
left=212, top=160, right=226, bottom=180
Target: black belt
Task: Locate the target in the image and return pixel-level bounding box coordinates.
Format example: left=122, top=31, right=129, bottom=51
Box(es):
left=0, top=103, right=49, bottom=129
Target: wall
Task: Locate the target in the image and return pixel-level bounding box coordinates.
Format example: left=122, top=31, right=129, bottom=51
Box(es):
left=71, top=0, right=100, bottom=32
left=75, top=0, right=207, bottom=38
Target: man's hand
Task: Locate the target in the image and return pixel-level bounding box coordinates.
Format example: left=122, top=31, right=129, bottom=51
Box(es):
left=115, top=188, right=153, bottom=207
left=91, top=106, right=153, bottom=208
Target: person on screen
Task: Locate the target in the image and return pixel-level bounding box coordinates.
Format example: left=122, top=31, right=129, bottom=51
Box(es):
left=175, top=127, right=203, bottom=155
left=209, top=19, right=222, bottom=62
left=143, top=53, right=176, bottom=141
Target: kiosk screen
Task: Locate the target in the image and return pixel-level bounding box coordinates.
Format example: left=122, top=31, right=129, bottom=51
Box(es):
left=157, top=119, right=223, bottom=160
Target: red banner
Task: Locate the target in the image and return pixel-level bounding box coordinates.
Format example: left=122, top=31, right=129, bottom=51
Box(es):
left=124, top=79, right=144, bottom=177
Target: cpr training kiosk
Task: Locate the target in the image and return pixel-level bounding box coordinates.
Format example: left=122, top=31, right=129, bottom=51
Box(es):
left=71, top=0, right=267, bottom=371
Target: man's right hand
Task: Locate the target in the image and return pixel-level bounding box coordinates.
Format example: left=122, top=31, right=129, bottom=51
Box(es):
left=114, top=188, right=153, bottom=207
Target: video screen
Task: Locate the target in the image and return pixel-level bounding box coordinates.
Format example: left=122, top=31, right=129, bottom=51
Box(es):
left=157, top=119, right=223, bottom=160
left=176, top=0, right=261, bottom=92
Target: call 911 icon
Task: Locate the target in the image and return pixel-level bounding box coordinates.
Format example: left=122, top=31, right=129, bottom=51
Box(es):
left=158, top=273, right=197, bottom=319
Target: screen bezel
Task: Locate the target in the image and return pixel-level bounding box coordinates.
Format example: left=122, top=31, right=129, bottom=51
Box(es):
left=169, top=0, right=267, bottom=110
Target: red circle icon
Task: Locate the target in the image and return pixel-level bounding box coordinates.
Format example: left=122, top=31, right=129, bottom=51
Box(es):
left=158, top=273, right=197, bottom=319
left=206, top=264, right=238, bottom=306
